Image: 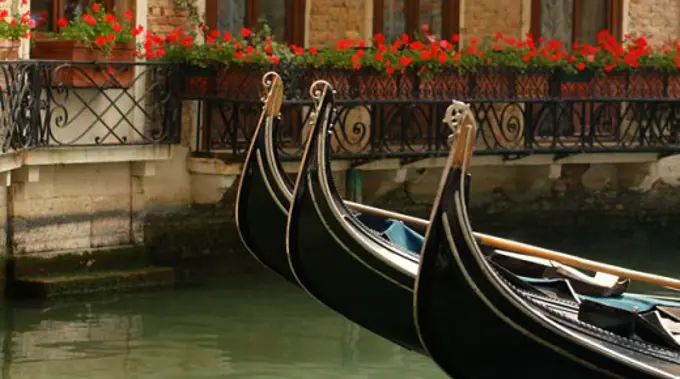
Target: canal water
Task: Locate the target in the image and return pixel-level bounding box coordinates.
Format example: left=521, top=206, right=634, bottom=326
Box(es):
left=0, top=274, right=445, bottom=379
left=1, top=227, right=679, bottom=379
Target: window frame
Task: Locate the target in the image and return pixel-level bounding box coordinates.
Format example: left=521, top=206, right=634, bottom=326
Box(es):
left=205, top=0, right=305, bottom=46
left=372, top=0, right=460, bottom=39
left=529, top=0, right=623, bottom=43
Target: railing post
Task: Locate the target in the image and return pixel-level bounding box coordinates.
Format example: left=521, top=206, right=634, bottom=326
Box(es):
left=169, top=63, right=182, bottom=144
left=30, top=62, right=43, bottom=148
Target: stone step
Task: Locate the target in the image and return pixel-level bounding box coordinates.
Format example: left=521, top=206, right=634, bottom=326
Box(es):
left=10, top=266, right=175, bottom=299
left=10, top=246, right=154, bottom=278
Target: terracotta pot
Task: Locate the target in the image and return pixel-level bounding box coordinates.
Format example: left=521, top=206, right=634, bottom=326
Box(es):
left=560, top=71, right=635, bottom=98
left=0, top=40, right=20, bottom=60
left=303, top=69, right=353, bottom=100
left=216, top=64, right=266, bottom=99
left=419, top=71, right=471, bottom=99
left=559, top=71, right=680, bottom=99
left=183, top=64, right=217, bottom=98
left=515, top=72, right=550, bottom=99
left=471, top=68, right=511, bottom=99
left=31, top=40, right=136, bottom=88
left=669, top=74, right=680, bottom=98
left=353, top=69, right=417, bottom=99
left=559, top=71, right=595, bottom=98
left=628, top=71, right=680, bottom=99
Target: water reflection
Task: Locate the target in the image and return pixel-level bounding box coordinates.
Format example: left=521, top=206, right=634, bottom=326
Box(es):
left=0, top=275, right=445, bottom=379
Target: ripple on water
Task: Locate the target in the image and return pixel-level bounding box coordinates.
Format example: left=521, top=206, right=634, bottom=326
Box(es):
left=0, top=276, right=446, bottom=379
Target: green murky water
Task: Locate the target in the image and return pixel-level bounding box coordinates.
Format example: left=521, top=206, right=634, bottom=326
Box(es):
left=0, top=274, right=445, bottom=379
left=1, top=227, right=679, bottom=379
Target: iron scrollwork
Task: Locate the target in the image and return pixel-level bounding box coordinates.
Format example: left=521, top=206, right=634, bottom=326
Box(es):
left=192, top=67, right=680, bottom=160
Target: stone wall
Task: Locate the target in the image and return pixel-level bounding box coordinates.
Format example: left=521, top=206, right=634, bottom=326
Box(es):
left=302, top=0, right=680, bottom=47
left=627, top=0, right=680, bottom=45
left=143, top=185, right=262, bottom=282
left=147, top=0, right=194, bottom=36
left=10, top=163, right=133, bottom=254
left=308, top=0, right=370, bottom=48
left=462, top=0, right=526, bottom=42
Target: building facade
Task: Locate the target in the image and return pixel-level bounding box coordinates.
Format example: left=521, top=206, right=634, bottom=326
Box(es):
left=142, top=0, right=677, bottom=48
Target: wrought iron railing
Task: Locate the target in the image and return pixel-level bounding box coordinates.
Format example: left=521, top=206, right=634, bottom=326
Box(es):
left=189, top=67, right=680, bottom=160
left=2, top=62, right=677, bottom=160
left=0, top=60, right=181, bottom=153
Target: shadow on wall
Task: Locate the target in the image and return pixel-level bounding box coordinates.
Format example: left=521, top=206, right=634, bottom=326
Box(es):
left=143, top=184, right=265, bottom=283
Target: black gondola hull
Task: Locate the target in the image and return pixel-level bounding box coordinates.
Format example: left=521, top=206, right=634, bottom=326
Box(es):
left=236, top=117, right=298, bottom=285
left=415, top=167, right=680, bottom=378
left=287, top=170, right=422, bottom=353
left=287, top=86, right=424, bottom=353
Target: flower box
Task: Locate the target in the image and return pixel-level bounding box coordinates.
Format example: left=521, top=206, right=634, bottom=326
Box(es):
left=31, top=40, right=136, bottom=88
left=352, top=69, right=417, bottom=99
left=216, top=64, right=268, bottom=99
left=514, top=71, right=551, bottom=99
left=419, top=71, right=471, bottom=99
left=559, top=69, right=680, bottom=99
left=301, top=68, right=353, bottom=100
left=183, top=64, right=218, bottom=98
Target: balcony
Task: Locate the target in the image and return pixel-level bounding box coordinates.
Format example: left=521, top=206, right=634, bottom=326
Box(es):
left=0, top=61, right=677, bottom=165
left=0, top=60, right=181, bottom=154
left=189, top=65, right=680, bottom=162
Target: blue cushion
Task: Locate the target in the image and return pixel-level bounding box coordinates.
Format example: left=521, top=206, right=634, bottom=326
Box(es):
left=355, top=213, right=424, bottom=254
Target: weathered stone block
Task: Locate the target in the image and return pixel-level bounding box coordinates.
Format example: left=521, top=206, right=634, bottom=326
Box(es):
left=12, top=196, right=93, bottom=254
left=91, top=194, right=132, bottom=247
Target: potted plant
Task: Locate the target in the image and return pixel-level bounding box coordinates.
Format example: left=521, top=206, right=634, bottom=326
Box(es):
left=31, top=4, right=143, bottom=88
left=0, top=10, right=32, bottom=60
left=141, top=24, right=284, bottom=98
left=138, top=26, right=211, bottom=97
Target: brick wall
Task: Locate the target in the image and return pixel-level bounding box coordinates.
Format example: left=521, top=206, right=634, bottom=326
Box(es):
left=462, top=0, right=525, bottom=42
left=627, top=0, right=680, bottom=46
left=308, top=0, right=369, bottom=48
left=147, top=0, right=194, bottom=36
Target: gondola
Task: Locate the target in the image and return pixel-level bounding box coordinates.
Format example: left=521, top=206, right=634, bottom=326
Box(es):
left=414, top=101, right=680, bottom=378
left=236, top=71, right=632, bottom=294
left=240, top=74, right=679, bottom=359
left=235, top=72, right=425, bottom=287
left=235, top=72, right=299, bottom=284
left=286, top=80, right=426, bottom=352
left=284, top=80, right=680, bottom=356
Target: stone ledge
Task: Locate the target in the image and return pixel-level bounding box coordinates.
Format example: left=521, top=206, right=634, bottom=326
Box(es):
left=0, top=145, right=174, bottom=185
left=23, top=144, right=173, bottom=166
left=187, top=156, right=242, bottom=176
left=188, top=156, right=351, bottom=176
left=11, top=266, right=175, bottom=299
left=187, top=157, right=240, bottom=196
left=0, top=145, right=173, bottom=173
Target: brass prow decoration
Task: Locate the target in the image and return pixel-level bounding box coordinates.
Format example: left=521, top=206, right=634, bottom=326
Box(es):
left=262, top=72, right=284, bottom=118
left=444, top=100, right=476, bottom=171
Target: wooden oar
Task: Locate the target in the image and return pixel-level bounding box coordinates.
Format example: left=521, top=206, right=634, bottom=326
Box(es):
left=345, top=200, right=429, bottom=228
left=341, top=110, right=680, bottom=291
left=474, top=233, right=680, bottom=290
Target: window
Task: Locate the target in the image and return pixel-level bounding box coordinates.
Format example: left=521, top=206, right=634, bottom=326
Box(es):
left=530, top=0, right=622, bottom=44
left=31, top=0, right=127, bottom=32
left=373, top=0, right=459, bottom=41
left=206, top=0, right=305, bottom=45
